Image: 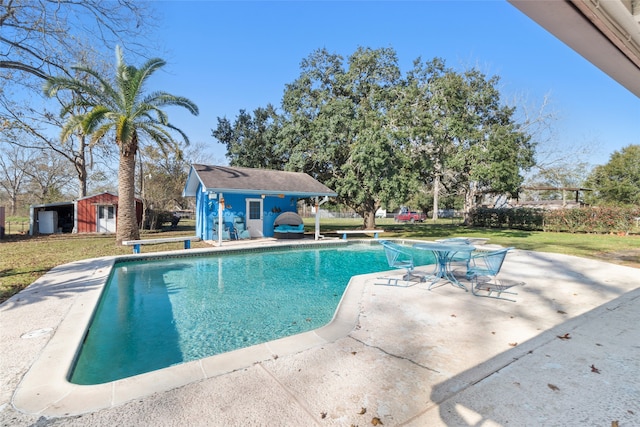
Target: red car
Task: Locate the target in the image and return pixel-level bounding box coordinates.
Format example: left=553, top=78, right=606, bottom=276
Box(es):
left=394, top=207, right=426, bottom=223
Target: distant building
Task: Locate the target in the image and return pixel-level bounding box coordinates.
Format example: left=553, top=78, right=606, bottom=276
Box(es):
left=514, top=187, right=592, bottom=210
left=29, top=192, right=143, bottom=235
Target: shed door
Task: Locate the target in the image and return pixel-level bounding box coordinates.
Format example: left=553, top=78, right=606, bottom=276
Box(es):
left=246, top=199, right=263, bottom=238
left=97, top=205, right=116, bottom=233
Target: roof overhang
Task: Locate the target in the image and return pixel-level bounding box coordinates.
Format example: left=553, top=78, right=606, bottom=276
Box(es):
left=29, top=201, right=75, bottom=209
left=522, top=186, right=593, bottom=192
left=509, top=0, right=640, bottom=97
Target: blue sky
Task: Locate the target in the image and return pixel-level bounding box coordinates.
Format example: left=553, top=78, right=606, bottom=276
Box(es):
left=150, top=1, right=639, bottom=167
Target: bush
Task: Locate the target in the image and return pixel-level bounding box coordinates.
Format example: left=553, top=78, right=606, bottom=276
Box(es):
left=469, top=207, right=544, bottom=230
left=544, top=206, right=640, bottom=234
left=143, top=209, right=175, bottom=230
left=470, top=206, right=640, bottom=234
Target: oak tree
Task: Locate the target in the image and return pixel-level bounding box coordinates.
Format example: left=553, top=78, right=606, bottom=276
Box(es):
left=586, top=145, right=640, bottom=206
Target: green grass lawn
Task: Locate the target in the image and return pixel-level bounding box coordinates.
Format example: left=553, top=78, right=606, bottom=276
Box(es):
left=2, top=218, right=639, bottom=304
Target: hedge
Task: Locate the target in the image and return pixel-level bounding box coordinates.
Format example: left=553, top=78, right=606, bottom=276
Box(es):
left=542, top=206, right=640, bottom=234
left=469, top=206, right=640, bottom=234
left=469, top=207, right=544, bottom=231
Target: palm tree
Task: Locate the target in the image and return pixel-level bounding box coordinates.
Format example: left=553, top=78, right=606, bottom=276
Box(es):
left=44, top=46, right=199, bottom=244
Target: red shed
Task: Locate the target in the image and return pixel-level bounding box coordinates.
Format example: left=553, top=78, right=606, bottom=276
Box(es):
left=76, top=192, right=143, bottom=233
left=30, top=192, right=143, bottom=235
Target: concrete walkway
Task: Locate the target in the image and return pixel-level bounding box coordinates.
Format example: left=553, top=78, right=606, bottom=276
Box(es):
left=1, top=243, right=638, bottom=426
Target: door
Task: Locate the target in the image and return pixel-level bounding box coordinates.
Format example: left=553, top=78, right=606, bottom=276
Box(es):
left=245, top=199, right=263, bottom=238
left=97, top=205, right=116, bottom=233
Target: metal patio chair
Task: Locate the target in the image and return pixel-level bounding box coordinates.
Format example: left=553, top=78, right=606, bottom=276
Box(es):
left=233, top=216, right=251, bottom=239
left=213, top=221, right=231, bottom=241
left=376, top=240, right=429, bottom=286
left=466, top=247, right=521, bottom=302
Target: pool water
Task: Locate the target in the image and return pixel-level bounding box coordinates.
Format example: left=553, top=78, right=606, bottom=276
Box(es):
left=71, top=242, right=434, bottom=385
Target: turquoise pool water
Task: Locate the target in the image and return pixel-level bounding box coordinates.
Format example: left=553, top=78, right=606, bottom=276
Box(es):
left=71, top=242, right=434, bottom=385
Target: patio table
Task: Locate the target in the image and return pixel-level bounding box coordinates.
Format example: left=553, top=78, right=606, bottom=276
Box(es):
left=435, top=237, right=489, bottom=245
left=413, top=241, right=475, bottom=290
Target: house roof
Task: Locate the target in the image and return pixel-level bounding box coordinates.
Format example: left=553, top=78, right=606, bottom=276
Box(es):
left=76, top=191, right=118, bottom=202
left=76, top=192, right=143, bottom=204
left=182, top=164, right=337, bottom=198
left=29, top=201, right=75, bottom=209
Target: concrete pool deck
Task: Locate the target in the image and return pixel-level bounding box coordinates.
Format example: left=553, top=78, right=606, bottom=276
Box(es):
left=1, top=240, right=639, bottom=426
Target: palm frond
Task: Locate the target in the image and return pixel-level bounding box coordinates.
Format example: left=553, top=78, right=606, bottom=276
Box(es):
left=164, top=121, right=191, bottom=146
left=83, top=106, right=112, bottom=134
left=44, top=76, right=86, bottom=98
left=134, top=58, right=166, bottom=89
left=59, top=114, right=86, bottom=143
left=143, top=91, right=199, bottom=115
left=131, top=103, right=167, bottom=124
left=71, top=65, right=120, bottom=107
left=90, top=123, right=114, bottom=146
left=115, top=115, right=135, bottom=149
left=59, top=99, right=84, bottom=119
left=139, top=123, right=178, bottom=156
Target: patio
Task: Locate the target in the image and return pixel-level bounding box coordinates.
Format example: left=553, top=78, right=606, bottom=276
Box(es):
left=1, top=244, right=638, bottom=426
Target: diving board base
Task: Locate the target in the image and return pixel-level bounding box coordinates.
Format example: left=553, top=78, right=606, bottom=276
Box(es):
left=122, top=236, right=200, bottom=254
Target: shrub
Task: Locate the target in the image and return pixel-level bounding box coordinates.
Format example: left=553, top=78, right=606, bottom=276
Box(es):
left=471, top=206, right=640, bottom=234
left=469, top=207, right=544, bottom=230
left=544, top=206, right=640, bottom=234
left=143, top=209, right=175, bottom=230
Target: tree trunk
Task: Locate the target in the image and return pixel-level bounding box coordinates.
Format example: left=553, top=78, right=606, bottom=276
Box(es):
left=76, top=134, right=88, bottom=198
left=432, top=173, right=440, bottom=221
left=139, top=159, right=147, bottom=231
left=10, top=195, right=17, bottom=216
left=364, top=210, right=376, bottom=229
left=77, top=161, right=87, bottom=198
left=463, top=181, right=478, bottom=225
left=116, top=149, right=140, bottom=244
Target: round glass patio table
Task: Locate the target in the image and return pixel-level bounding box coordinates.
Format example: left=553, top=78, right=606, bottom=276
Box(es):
left=413, top=242, right=475, bottom=290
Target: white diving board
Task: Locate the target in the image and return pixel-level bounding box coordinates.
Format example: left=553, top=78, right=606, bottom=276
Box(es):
left=335, top=229, right=385, bottom=240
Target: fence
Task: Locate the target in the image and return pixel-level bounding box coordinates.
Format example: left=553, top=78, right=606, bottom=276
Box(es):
left=2, top=221, right=30, bottom=236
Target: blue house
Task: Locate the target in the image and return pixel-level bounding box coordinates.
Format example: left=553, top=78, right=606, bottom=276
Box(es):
left=182, top=164, right=337, bottom=244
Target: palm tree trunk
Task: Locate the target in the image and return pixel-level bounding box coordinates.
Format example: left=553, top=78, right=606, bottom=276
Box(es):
left=116, top=150, right=140, bottom=244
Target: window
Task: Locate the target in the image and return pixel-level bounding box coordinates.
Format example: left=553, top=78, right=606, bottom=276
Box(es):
left=98, top=206, right=115, bottom=219
left=248, top=201, right=261, bottom=220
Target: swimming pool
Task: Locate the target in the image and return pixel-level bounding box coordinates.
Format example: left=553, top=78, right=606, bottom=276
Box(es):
left=71, top=241, right=435, bottom=384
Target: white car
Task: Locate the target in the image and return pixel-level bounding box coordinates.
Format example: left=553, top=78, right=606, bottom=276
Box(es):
left=375, top=209, right=387, bottom=218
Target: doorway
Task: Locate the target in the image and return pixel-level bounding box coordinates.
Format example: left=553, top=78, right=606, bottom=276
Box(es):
left=97, top=205, right=116, bottom=233
left=245, top=199, right=263, bottom=238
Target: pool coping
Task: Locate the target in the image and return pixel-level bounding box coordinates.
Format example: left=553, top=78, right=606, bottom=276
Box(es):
left=11, top=239, right=389, bottom=416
